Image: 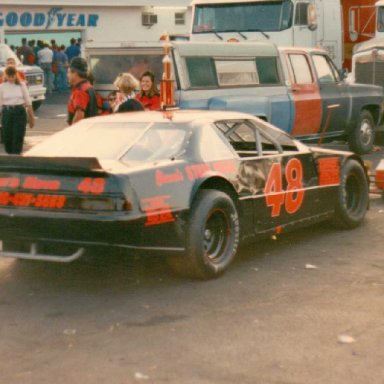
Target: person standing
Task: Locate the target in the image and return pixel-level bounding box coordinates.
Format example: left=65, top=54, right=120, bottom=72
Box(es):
left=0, top=66, right=35, bottom=154
left=65, top=38, right=81, bottom=63
left=113, top=73, right=144, bottom=113
left=0, top=57, right=26, bottom=83
left=38, top=42, right=54, bottom=93
left=67, top=57, right=98, bottom=125
left=135, top=71, right=161, bottom=110
left=54, top=45, right=69, bottom=92
left=16, top=38, right=34, bottom=65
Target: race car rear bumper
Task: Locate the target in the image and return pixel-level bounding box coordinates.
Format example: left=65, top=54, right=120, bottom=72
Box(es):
left=0, top=209, right=187, bottom=259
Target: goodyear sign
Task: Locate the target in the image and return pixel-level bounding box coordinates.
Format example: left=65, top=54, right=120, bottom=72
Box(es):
left=0, top=7, right=99, bottom=29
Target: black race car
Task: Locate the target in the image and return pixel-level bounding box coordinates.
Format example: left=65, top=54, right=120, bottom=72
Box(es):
left=0, top=110, right=369, bottom=278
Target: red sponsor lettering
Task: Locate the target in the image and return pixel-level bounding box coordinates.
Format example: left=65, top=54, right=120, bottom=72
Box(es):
left=155, top=169, right=184, bottom=187
left=141, top=195, right=175, bottom=226
left=318, top=158, right=340, bottom=186
left=78, top=177, right=105, bottom=194
left=185, top=164, right=210, bottom=180
left=0, top=177, right=20, bottom=188
left=211, top=160, right=237, bottom=174
left=22, top=176, right=61, bottom=191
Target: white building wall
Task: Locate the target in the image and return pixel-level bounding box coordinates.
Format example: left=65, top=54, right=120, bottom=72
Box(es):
left=0, top=4, right=192, bottom=44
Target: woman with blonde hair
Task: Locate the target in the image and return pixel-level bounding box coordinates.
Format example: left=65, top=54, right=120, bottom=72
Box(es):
left=113, top=72, right=144, bottom=113
left=0, top=66, right=35, bottom=154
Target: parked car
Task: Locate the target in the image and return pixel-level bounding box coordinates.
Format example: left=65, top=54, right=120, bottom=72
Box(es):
left=0, top=110, right=369, bottom=278
left=86, top=41, right=384, bottom=155
left=0, top=43, right=45, bottom=110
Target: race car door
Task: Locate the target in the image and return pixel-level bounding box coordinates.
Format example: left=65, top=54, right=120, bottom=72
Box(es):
left=216, top=119, right=331, bottom=234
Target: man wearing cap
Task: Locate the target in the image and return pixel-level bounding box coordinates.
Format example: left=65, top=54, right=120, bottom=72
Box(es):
left=67, top=57, right=98, bottom=125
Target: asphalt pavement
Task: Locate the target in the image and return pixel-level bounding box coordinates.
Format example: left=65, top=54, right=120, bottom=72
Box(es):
left=0, top=97, right=383, bottom=384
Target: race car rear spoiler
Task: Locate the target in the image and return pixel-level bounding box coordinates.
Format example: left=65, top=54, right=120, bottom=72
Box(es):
left=0, top=156, right=103, bottom=172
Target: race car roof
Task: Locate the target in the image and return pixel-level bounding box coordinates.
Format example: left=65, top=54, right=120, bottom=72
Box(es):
left=82, top=110, right=258, bottom=125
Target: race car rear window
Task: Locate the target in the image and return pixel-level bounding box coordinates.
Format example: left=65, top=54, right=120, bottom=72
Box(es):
left=26, top=121, right=150, bottom=159
left=121, top=124, right=189, bottom=163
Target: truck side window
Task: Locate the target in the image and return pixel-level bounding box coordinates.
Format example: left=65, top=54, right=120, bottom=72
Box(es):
left=288, top=54, right=313, bottom=84
left=378, top=7, right=384, bottom=32
left=186, top=57, right=217, bottom=88
left=294, top=2, right=309, bottom=26
left=215, top=60, right=259, bottom=86
left=256, top=57, right=280, bottom=84
left=312, top=54, right=338, bottom=84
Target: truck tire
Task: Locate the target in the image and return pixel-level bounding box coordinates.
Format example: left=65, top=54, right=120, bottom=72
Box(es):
left=32, top=101, right=42, bottom=111
left=167, top=190, right=240, bottom=279
left=348, top=110, right=375, bottom=154
left=332, top=159, right=369, bottom=229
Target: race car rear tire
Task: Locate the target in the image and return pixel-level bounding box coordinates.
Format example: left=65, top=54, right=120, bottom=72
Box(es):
left=333, top=159, right=369, bottom=229
left=348, top=110, right=375, bottom=155
left=168, top=190, right=240, bottom=279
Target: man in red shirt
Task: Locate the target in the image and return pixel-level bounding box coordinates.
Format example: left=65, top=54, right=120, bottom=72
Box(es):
left=67, top=57, right=97, bottom=125
left=0, top=57, right=27, bottom=84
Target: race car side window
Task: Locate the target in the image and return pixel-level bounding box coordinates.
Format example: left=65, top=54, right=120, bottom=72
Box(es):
left=199, top=124, right=237, bottom=161
left=215, top=119, right=285, bottom=157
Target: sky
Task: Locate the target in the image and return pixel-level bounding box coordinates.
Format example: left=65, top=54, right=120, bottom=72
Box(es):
left=5, top=31, right=81, bottom=49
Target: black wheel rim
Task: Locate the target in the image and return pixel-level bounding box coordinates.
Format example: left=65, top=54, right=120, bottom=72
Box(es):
left=203, top=208, right=230, bottom=262
left=359, top=118, right=373, bottom=147
left=345, top=173, right=361, bottom=213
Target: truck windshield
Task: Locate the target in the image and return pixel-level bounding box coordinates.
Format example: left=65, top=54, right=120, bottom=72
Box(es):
left=0, top=44, right=21, bottom=66
left=192, top=0, right=293, bottom=33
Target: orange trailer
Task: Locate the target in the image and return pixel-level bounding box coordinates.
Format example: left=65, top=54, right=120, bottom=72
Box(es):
left=342, top=0, right=377, bottom=70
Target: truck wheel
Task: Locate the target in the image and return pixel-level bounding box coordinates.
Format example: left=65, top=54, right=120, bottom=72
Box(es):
left=348, top=110, right=375, bottom=154
left=333, top=159, right=369, bottom=229
left=168, top=190, right=240, bottom=279
left=32, top=101, right=42, bottom=111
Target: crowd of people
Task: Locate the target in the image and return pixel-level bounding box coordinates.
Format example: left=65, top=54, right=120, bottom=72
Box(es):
left=9, top=37, right=82, bottom=93
left=0, top=37, right=162, bottom=155
left=67, top=57, right=161, bottom=126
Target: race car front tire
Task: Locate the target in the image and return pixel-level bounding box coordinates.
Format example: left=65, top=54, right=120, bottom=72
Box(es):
left=333, top=159, right=369, bottom=229
left=168, top=190, right=240, bottom=279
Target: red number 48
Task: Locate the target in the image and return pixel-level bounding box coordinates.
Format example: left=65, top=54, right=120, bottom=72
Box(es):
left=264, top=159, right=304, bottom=217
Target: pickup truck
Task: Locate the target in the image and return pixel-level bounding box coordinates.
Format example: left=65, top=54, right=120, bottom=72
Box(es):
left=0, top=43, right=46, bottom=110
left=86, top=40, right=384, bottom=154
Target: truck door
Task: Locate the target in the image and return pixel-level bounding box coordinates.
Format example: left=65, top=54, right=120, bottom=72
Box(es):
left=283, top=51, right=322, bottom=137
left=311, top=53, right=350, bottom=138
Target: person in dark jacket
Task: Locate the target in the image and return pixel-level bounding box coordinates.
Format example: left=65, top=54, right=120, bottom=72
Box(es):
left=67, top=57, right=98, bottom=125
left=113, top=73, right=144, bottom=113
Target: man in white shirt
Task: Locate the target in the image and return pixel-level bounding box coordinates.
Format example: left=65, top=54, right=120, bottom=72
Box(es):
left=38, top=42, right=54, bottom=93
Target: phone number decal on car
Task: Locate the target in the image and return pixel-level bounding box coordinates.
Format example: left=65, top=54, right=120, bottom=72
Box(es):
left=0, top=192, right=66, bottom=209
